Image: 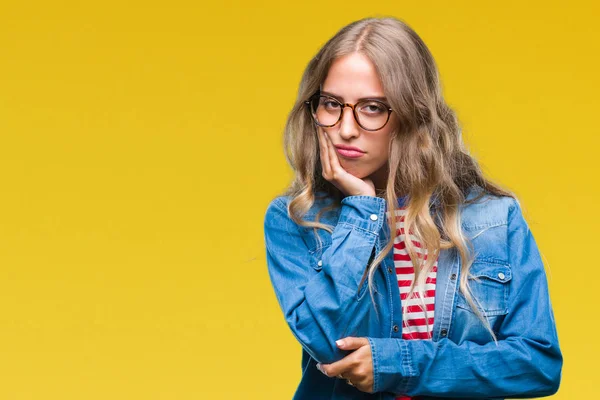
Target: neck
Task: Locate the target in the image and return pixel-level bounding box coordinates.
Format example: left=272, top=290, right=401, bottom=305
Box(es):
left=369, top=164, right=389, bottom=196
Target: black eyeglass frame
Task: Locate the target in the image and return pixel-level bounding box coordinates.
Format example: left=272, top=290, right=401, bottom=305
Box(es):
left=304, top=91, right=394, bottom=131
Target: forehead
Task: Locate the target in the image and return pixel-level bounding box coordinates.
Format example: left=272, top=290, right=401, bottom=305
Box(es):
left=322, top=52, right=385, bottom=101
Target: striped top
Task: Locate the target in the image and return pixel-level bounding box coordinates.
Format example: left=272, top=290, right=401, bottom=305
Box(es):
left=387, top=205, right=438, bottom=400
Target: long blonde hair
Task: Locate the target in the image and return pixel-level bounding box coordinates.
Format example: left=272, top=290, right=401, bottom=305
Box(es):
left=279, top=16, right=515, bottom=344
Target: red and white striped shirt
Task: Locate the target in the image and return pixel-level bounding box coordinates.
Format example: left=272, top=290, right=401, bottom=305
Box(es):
left=387, top=206, right=438, bottom=400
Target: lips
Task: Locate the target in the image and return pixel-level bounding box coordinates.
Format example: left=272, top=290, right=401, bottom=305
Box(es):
left=335, top=145, right=365, bottom=159
left=335, top=145, right=365, bottom=153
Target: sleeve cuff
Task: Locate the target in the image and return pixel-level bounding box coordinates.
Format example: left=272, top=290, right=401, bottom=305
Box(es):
left=339, top=196, right=387, bottom=235
left=367, top=337, right=418, bottom=395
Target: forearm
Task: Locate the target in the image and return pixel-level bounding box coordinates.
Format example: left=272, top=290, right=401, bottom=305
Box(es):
left=265, top=195, right=387, bottom=364
left=368, top=335, right=562, bottom=398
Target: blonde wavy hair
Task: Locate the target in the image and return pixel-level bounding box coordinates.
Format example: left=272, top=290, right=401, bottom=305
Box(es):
left=279, top=16, right=516, bottom=344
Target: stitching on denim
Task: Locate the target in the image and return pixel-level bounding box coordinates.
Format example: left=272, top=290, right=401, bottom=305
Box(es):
left=341, top=195, right=386, bottom=203
left=469, top=222, right=508, bottom=240
left=446, top=249, right=460, bottom=339
left=472, top=257, right=510, bottom=266
left=308, top=242, right=331, bottom=255
left=273, top=196, right=285, bottom=210
left=456, top=279, right=509, bottom=315
left=437, top=248, right=452, bottom=340
left=468, top=264, right=512, bottom=283
left=367, top=337, right=379, bottom=393
left=386, top=259, right=394, bottom=338
left=401, top=340, right=414, bottom=392
left=503, top=279, right=510, bottom=313
left=456, top=260, right=511, bottom=315
left=455, top=301, right=508, bottom=316
left=463, top=221, right=507, bottom=232
left=356, top=245, right=377, bottom=302
left=338, top=221, right=380, bottom=236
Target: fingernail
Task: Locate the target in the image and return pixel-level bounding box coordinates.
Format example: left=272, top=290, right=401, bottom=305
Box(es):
left=316, top=363, right=325, bottom=375
left=336, top=340, right=344, bottom=347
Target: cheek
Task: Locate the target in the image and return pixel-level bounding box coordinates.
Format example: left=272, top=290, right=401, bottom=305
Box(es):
left=370, top=133, right=392, bottom=162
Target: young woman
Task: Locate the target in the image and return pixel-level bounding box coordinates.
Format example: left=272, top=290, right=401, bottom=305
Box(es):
left=263, top=16, right=562, bottom=400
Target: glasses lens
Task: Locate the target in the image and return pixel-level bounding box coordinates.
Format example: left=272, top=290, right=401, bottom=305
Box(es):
left=309, top=95, right=390, bottom=130
left=311, top=96, right=341, bottom=127
left=356, top=100, right=389, bottom=130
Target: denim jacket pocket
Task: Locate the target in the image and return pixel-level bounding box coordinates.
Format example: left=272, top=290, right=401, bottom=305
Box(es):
left=456, top=260, right=512, bottom=316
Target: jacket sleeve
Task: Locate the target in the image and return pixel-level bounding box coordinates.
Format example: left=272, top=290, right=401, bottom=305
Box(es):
left=264, top=195, right=386, bottom=365
left=367, top=198, right=563, bottom=398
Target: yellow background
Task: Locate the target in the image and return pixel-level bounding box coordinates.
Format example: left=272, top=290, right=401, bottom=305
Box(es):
left=0, top=1, right=597, bottom=398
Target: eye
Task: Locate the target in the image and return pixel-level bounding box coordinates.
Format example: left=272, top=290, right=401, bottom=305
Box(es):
left=319, top=98, right=340, bottom=110
left=359, top=102, right=386, bottom=114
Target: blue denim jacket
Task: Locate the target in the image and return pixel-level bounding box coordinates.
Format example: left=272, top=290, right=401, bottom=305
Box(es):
left=263, top=186, right=562, bottom=399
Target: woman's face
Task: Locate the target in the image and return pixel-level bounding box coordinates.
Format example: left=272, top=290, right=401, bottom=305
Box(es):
left=318, top=52, right=397, bottom=190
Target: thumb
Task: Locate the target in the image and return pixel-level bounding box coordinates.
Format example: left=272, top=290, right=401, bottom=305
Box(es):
left=336, top=337, right=369, bottom=350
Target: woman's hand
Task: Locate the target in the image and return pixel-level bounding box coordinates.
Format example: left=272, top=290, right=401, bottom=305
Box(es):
left=317, top=128, right=376, bottom=197
left=316, top=337, right=375, bottom=394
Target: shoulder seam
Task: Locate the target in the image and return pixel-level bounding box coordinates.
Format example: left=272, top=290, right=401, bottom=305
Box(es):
left=269, top=196, right=288, bottom=212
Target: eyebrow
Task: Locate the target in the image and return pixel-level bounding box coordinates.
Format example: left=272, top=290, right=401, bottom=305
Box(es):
left=320, top=90, right=388, bottom=103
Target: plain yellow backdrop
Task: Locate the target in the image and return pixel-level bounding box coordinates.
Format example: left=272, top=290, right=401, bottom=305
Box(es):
left=0, top=0, right=597, bottom=398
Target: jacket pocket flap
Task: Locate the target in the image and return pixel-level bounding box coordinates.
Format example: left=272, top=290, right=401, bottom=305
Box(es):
left=467, top=261, right=512, bottom=283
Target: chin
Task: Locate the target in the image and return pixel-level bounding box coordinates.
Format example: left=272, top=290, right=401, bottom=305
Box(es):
left=342, top=165, right=371, bottom=179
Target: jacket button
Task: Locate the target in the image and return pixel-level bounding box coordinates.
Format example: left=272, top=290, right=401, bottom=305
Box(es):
left=369, top=214, right=378, bottom=221
left=440, top=328, right=448, bottom=337
left=317, top=260, right=323, bottom=267
left=498, top=272, right=505, bottom=280
left=393, top=325, right=399, bottom=332
left=387, top=267, right=393, bottom=273
left=450, top=273, right=457, bottom=280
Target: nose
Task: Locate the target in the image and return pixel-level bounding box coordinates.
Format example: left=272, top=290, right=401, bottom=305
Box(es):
left=338, top=105, right=360, bottom=140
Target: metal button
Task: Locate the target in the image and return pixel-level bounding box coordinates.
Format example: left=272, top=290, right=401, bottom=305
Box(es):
left=387, top=267, right=393, bottom=273
left=498, top=272, right=505, bottom=280
left=450, top=273, right=457, bottom=280
left=317, top=260, right=323, bottom=267
left=393, top=325, right=399, bottom=332
left=440, top=328, right=448, bottom=337
left=370, top=214, right=378, bottom=221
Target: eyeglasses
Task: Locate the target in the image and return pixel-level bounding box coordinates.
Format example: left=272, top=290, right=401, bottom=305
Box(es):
left=304, top=92, right=393, bottom=131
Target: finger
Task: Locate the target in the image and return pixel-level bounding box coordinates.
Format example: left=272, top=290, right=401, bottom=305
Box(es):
left=323, top=128, right=343, bottom=173
left=317, top=127, right=331, bottom=177
left=337, top=337, right=370, bottom=350
left=319, top=352, right=358, bottom=378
